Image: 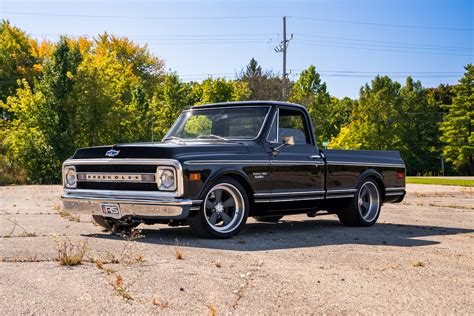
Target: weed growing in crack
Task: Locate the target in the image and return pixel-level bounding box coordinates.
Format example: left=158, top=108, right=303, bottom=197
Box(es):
left=54, top=237, right=88, bottom=266
left=207, top=303, right=218, bottom=316
left=412, top=261, right=425, bottom=267
left=174, top=238, right=185, bottom=260
left=113, top=274, right=133, bottom=300
left=151, top=294, right=169, bottom=309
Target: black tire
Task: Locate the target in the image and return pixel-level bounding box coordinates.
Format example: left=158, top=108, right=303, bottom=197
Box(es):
left=337, top=178, right=382, bottom=227
left=189, top=177, right=249, bottom=238
left=253, top=216, right=283, bottom=223
left=92, top=215, right=139, bottom=232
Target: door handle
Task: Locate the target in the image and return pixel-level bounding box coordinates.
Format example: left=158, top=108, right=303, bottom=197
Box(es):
left=309, top=154, right=322, bottom=159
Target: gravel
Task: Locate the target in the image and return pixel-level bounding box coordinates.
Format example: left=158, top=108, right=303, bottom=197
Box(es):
left=0, top=184, right=473, bottom=314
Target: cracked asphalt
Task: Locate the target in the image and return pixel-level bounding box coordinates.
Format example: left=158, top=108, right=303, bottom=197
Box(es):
left=0, top=184, right=473, bottom=314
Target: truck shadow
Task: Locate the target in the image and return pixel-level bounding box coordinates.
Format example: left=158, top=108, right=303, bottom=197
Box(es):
left=84, top=218, right=474, bottom=251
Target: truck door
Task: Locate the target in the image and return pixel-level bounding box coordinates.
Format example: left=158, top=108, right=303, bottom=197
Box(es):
left=265, top=107, right=325, bottom=211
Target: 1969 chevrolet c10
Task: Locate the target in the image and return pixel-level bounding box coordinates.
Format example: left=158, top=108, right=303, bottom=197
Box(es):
left=62, top=101, right=406, bottom=238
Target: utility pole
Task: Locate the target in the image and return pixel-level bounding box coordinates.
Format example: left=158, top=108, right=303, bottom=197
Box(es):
left=274, top=16, right=293, bottom=100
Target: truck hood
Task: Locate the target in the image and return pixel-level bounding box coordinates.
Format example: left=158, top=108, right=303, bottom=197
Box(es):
left=71, top=141, right=250, bottom=160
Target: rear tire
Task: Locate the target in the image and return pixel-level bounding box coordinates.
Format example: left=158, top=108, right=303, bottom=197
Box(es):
left=253, top=216, right=283, bottom=223
left=337, top=178, right=381, bottom=227
left=189, top=177, right=248, bottom=238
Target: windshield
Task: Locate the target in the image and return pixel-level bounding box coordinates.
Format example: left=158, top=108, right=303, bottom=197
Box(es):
left=164, top=106, right=271, bottom=141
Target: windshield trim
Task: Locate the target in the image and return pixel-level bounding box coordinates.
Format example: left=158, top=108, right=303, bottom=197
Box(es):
left=163, top=105, right=272, bottom=142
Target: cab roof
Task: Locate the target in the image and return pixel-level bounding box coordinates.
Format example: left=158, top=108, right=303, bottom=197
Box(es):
left=191, top=101, right=307, bottom=111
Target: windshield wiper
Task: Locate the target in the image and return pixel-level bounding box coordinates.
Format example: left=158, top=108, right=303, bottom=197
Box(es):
left=162, top=136, right=185, bottom=143
left=197, top=134, right=230, bottom=141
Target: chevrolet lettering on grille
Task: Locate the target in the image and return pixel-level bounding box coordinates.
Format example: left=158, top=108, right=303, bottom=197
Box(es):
left=78, top=173, right=156, bottom=183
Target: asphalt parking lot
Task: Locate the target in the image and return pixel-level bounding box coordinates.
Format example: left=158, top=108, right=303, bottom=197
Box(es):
left=0, top=184, right=473, bottom=314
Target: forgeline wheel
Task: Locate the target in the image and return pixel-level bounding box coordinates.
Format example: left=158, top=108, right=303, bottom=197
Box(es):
left=189, top=177, right=249, bottom=238
left=253, top=216, right=283, bottom=223
left=337, top=178, right=381, bottom=227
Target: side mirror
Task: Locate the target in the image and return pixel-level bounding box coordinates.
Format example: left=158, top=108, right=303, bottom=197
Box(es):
left=282, top=136, right=295, bottom=146
left=272, top=136, right=295, bottom=156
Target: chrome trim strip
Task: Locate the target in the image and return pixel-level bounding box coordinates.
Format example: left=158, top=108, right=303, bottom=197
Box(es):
left=385, top=187, right=406, bottom=192
left=192, top=200, right=203, bottom=204
left=385, top=192, right=405, bottom=196
left=254, top=190, right=325, bottom=197
left=271, top=160, right=325, bottom=166
left=327, top=189, right=357, bottom=193
left=64, top=188, right=178, bottom=199
left=184, top=160, right=325, bottom=166
left=255, top=196, right=325, bottom=203
left=184, top=160, right=270, bottom=165
left=63, top=158, right=179, bottom=166
left=325, top=194, right=355, bottom=199
left=63, top=158, right=184, bottom=197
left=327, top=161, right=405, bottom=168
left=62, top=194, right=192, bottom=205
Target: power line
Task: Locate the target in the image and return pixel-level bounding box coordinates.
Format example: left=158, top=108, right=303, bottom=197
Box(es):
left=30, top=32, right=279, bottom=39
left=146, top=40, right=275, bottom=45
left=6, top=11, right=471, bottom=31
left=296, top=34, right=473, bottom=51
left=293, top=40, right=473, bottom=57
left=3, top=11, right=279, bottom=20
left=291, top=16, right=473, bottom=32
left=294, top=39, right=473, bottom=54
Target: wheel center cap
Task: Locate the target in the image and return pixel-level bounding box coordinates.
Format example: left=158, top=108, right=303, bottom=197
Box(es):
left=215, top=203, right=224, bottom=213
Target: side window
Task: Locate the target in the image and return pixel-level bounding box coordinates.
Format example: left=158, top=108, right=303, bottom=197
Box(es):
left=278, top=109, right=311, bottom=144
left=266, top=110, right=278, bottom=143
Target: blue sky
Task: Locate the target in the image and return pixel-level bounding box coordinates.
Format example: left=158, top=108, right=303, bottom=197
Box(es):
left=1, top=0, right=472, bottom=98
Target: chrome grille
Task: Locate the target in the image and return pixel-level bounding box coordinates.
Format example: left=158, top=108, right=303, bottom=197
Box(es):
left=63, top=159, right=184, bottom=196
left=77, top=173, right=156, bottom=183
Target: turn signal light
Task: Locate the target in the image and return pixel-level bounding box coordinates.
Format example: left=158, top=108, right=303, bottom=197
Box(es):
left=189, top=173, right=201, bottom=181
left=397, top=171, right=405, bottom=179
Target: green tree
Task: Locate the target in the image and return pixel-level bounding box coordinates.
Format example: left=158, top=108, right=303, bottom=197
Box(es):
left=396, top=77, right=442, bottom=174
left=151, top=73, right=192, bottom=140
left=0, top=20, right=41, bottom=102
left=331, top=76, right=446, bottom=175
left=440, top=65, right=473, bottom=175
left=289, top=65, right=331, bottom=144
left=195, top=78, right=251, bottom=104
left=330, top=76, right=402, bottom=150
left=1, top=80, right=60, bottom=183
left=239, top=58, right=283, bottom=101
left=2, top=31, right=165, bottom=183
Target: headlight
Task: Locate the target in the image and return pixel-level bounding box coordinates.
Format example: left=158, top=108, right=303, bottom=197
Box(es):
left=157, top=167, right=176, bottom=191
left=64, top=166, right=77, bottom=188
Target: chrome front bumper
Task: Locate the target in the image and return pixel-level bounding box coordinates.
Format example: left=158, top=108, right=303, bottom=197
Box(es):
left=61, top=191, right=201, bottom=220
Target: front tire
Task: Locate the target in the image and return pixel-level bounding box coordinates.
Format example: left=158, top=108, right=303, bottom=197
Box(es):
left=337, top=179, right=381, bottom=227
left=190, top=177, right=248, bottom=238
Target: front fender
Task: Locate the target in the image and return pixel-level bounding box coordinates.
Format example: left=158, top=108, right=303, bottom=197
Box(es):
left=197, top=167, right=255, bottom=200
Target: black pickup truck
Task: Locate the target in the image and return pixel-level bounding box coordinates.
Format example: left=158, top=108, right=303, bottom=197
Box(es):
left=62, top=101, right=406, bottom=238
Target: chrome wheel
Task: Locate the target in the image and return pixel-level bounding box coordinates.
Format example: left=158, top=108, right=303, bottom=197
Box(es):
left=204, top=183, right=245, bottom=234
left=357, top=181, right=380, bottom=222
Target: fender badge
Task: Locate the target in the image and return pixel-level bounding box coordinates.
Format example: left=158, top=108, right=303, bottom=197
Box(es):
left=105, top=149, right=120, bottom=157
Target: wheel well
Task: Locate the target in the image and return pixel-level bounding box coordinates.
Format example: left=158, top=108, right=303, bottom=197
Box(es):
left=365, top=175, right=386, bottom=202
left=217, top=173, right=255, bottom=213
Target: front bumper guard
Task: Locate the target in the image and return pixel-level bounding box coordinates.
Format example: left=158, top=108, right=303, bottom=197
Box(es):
left=61, top=192, right=201, bottom=220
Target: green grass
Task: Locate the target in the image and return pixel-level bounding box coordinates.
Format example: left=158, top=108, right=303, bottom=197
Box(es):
left=406, top=177, right=474, bottom=187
